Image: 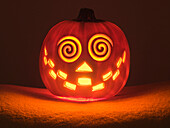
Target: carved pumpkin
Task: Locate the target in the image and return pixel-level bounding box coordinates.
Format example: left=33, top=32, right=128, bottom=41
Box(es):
left=39, top=8, right=130, bottom=102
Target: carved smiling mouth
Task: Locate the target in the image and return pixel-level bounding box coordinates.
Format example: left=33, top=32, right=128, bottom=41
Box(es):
left=43, top=46, right=126, bottom=92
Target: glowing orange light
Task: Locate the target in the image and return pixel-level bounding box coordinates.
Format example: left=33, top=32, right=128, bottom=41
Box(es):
left=117, top=57, right=122, bottom=68
left=93, top=39, right=108, bottom=55
left=77, top=77, right=92, bottom=86
left=43, top=56, right=48, bottom=65
left=57, top=70, right=67, bottom=80
left=92, top=83, right=105, bottom=91
left=64, top=81, right=76, bottom=91
left=122, top=51, right=126, bottom=63
left=49, top=70, right=57, bottom=80
left=62, top=42, right=76, bottom=57
left=57, top=36, right=82, bottom=63
left=48, top=59, right=55, bottom=68
left=102, top=71, right=113, bottom=81
left=44, top=46, right=48, bottom=56
left=88, top=34, right=113, bottom=61
left=56, top=96, right=103, bottom=102
left=112, top=69, right=120, bottom=80
left=76, top=62, right=93, bottom=72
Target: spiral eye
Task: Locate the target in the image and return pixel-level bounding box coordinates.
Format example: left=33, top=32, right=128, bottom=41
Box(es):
left=57, top=36, right=82, bottom=63
left=88, top=34, right=113, bottom=61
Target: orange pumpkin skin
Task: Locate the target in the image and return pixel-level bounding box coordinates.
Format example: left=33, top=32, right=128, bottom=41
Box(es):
left=39, top=9, right=130, bottom=102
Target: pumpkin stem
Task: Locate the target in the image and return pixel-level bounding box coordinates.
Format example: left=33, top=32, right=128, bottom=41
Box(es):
left=74, top=8, right=103, bottom=22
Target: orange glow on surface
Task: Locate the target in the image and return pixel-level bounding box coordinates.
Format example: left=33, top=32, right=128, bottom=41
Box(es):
left=49, top=70, right=57, bottom=80
left=48, top=59, right=55, bottom=68
left=102, top=71, right=113, bottom=81
left=44, top=46, right=48, bottom=56
left=64, top=81, right=76, bottom=91
left=88, top=34, right=113, bottom=61
left=57, top=36, right=82, bottom=63
left=56, top=96, right=104, bottom=102
left=92, top=83, right=105, bottom=91
left=77, top=78, right=92, bottom=86
left=57, top=70, right=67, bottom=80
left=112, top=69, right=120, bottom=80
left=1, top=83, right=169, bottom=125
left=117, top=57, right=122, bottom=68
left=43, top=56, right=48, bottom=65
left=75, top=62, right=93, bottom=72
left=122, top=51, right=126, bottom=63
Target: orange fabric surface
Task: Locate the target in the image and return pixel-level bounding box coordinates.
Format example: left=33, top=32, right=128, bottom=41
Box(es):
left=0, top=82, right=170, bottom=128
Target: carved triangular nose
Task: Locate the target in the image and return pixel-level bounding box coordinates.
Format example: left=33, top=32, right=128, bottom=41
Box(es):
left=75, top=62, right=93, bottom=72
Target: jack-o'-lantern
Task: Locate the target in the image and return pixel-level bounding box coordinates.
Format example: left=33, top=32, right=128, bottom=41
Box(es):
left=39, top=8, right=130, bottom=102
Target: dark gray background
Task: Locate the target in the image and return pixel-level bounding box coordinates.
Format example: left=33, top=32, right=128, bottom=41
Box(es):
left=0, top=0, right=170, bottom=87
